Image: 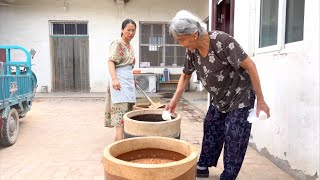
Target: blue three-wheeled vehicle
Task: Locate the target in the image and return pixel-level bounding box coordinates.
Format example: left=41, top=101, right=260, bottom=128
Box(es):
left=0, top=46, right=37, bottom=146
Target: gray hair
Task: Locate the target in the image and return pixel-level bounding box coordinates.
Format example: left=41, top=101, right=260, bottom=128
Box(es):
left=169, top=10, right=207, bottom=36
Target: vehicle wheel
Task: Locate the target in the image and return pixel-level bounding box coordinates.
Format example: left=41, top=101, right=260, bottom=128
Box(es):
left=1, top=108, right=19, bottom=147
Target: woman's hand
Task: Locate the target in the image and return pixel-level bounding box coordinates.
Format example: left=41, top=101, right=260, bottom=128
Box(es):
left=112, top=79, right=121, bottom=91
left=256, top=99, right=270, bottom=118
left=165, top=98, right=178, bottom=113
left=164, top=73, right=190, bottom=113
left=240, top=57, right=270, bottom=118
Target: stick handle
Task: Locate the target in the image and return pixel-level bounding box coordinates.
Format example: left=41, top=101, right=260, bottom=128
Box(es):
left=135, top=84, right=155, bottom=105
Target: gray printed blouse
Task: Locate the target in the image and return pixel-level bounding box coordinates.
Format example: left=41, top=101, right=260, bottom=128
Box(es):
left=183, top=31, right=255, bottom=112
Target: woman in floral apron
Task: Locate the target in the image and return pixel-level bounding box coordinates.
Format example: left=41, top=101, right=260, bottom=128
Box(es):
left=105, top=19, right=137, bottom=141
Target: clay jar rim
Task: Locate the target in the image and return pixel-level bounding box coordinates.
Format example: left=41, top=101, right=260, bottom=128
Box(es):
left=133, top=104, right=166, bottom=109
left=103, top=136, right=198, bottom=169
left=123, top=109, right=181, bottom=124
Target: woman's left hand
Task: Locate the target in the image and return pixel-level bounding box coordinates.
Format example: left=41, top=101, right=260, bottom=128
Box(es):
left=256, top=99, right=270, bottom=118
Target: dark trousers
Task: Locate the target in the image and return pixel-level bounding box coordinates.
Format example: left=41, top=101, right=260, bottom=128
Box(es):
left=197, top=105, right=252, bottom=180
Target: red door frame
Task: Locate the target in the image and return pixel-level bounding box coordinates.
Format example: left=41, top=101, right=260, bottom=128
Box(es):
left=0, top=49, right=6, bottom=63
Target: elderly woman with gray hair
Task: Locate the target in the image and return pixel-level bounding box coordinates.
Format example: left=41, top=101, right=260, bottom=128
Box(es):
left=165, top=10, right=270, bottom=179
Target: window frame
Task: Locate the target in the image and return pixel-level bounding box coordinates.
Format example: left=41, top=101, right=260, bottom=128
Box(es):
left=254, top=0, right=305, bottom=54
left=49, top=21, right=89, bottom=36
left=139, top=21, right=184, bottom=68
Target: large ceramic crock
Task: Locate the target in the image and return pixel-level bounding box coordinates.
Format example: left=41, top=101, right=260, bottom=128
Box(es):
left=123, top=109, right=181, bottom=139
left=102, top=136, right=198, bottom=180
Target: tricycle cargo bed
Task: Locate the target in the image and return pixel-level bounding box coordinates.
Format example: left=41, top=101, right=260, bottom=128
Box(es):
left=0, top=72, right=35, bottom=109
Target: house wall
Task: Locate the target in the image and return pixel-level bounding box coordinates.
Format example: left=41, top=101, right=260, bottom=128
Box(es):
left=233, top=0, right=319, bottom=179
left=0, top=0, right=208, bottom=92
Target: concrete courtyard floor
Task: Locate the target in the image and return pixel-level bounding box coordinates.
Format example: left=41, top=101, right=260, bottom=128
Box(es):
left=0, top=91, right=293, bottom=180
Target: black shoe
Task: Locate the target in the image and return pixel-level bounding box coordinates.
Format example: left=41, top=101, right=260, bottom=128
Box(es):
left=196, top=167, right=209, bottom=178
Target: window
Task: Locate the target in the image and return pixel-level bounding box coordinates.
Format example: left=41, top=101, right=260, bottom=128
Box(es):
left=285, top=0, right=305, bottom=43
left=50, top=22, right=88, bottom=36
left=259, top=0, right=279, bottom=48
left=139, top=23, right=186, bottom=67
left=257, top=0, right=305, bottom=51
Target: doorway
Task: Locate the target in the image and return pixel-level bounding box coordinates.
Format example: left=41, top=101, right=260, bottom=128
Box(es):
left=211, top=0, right=234, bottom=36
left=50, top=22, right=90, bottom=92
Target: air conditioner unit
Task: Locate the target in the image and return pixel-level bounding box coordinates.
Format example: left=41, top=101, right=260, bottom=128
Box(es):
left=134, top=73, right=157, bottom=93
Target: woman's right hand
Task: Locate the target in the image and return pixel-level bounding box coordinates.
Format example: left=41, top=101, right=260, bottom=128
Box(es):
left=165, top=98, right=178, bottom=113
left=112, top=79, right=121, bottom=91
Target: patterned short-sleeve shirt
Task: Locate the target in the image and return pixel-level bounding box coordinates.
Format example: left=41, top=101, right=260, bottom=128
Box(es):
left=109, top=39, right=135, bottom=67
left=183, top=31, right=255, bottom=112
